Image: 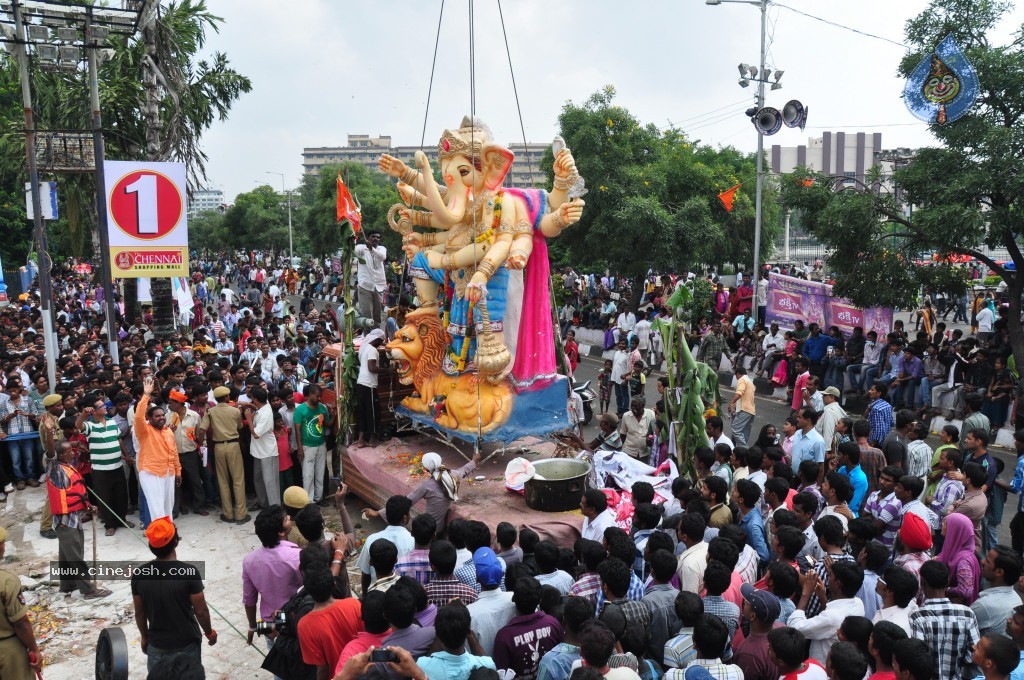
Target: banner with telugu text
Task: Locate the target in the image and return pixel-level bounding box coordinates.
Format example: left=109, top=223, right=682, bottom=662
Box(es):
left=765, top=273, right=893, bottom=338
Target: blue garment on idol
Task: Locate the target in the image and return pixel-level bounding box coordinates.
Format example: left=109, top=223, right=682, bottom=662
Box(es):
left=410, top=253, right=509, bottom=357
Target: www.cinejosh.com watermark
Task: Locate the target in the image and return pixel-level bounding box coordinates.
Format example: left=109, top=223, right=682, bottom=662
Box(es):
left=49, top=561, right=206, bottom=581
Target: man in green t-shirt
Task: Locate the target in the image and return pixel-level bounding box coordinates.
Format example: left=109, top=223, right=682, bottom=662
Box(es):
left=293, top=384, right=335, bottom=503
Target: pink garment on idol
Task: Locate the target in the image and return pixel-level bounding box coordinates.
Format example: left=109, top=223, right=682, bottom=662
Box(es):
left=506, top=188, right=556, bottom=387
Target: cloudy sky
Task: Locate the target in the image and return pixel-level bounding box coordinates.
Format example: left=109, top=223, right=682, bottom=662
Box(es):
left=197, top=0, right=1024, bottom=202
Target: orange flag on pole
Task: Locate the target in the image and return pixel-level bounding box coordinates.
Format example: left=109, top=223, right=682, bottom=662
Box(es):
left=336, top=173, right=361, bottom=234
left=718, top=184, right=741, bottom=212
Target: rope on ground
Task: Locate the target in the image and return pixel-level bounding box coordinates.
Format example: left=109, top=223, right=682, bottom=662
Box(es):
left=82, top=482, right=267, bottom=658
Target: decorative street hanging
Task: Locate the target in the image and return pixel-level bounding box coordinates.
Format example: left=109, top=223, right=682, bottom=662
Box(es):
left=904, top=34, right=980, bottom=125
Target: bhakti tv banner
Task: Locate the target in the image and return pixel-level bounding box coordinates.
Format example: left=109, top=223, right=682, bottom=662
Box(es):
left=765, top=273, right=893, bottom=338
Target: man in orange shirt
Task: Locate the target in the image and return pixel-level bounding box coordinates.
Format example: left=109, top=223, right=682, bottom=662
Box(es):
left=296, top=562, right=362, bottom=680
left=135, top=376, right=181, bottom=520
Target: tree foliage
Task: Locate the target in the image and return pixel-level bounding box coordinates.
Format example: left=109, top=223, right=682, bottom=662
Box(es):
left=780, top=0, right=1024, bottom=371
left=303, top=163, right=402, bottom=259
left=547, top=86, right=781, bottom=286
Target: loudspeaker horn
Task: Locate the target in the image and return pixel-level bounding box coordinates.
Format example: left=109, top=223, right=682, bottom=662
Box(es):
left=782, top=100, right=809, bottom=130
left=752, top=107, right=783, bottom=136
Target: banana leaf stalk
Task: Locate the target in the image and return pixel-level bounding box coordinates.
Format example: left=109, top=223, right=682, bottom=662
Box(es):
left=656, top=284, right=721, bottom=478
left=336, top=220, right=360, bottom=446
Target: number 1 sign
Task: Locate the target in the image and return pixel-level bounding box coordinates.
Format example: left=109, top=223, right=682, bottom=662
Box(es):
left=104, top=160, right=188, bottom=278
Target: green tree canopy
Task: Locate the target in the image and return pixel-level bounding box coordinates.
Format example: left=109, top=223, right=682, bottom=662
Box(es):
left=780, top=0, right=1024, bottom=371
left=546, top=86, right=780, bottom=304
left=303, top=162, right=402, bottom=259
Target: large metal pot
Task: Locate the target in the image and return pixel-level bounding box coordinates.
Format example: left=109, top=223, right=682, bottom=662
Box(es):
left=524, top=459, right=591, bottom=512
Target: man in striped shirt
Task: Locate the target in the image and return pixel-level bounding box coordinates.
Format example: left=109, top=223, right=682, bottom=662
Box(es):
left=77, top=394, right=132, bottom=536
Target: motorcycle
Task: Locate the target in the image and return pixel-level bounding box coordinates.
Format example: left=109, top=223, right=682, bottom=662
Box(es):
left=572, top=379, right=596, bottom=426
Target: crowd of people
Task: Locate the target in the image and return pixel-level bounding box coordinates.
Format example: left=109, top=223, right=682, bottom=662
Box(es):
left=0, top=247, right=1022, bottom=680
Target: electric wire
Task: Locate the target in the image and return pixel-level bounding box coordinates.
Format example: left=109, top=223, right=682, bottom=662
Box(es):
left=468, top=0, right=483, bottom=448
left=81, top=480, right=266, bottom=658
left=773, top=3, right=908, bottom=49
left=667, top=99, right=753, bottom=127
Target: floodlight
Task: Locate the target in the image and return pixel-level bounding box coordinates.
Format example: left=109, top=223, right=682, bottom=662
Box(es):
left=738, top=78, right=750, bottom=88
left=748, top=66, right=758, bottom=78
left=738, top=63, right=749, bottom=77
left=774, top=70, right=784, bottom=81
left=56, top=27, right=77, bottom=42
left=27, top=24, right=48, bottom=41
left=770, top=82, right=782, bottom=91
left=35, top=44, right=57, bottom=61
left=58, top=45, right=79, bottom=62
left=88, top=25, right=109, bottom=42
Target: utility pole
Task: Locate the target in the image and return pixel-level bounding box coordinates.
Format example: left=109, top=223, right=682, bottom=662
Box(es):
left=12, top=0, right=57, bottom=389
left=752, top=0, right=767, bottom=287
left=86, top=8, right=119, bottom=363
left=266, top=171, right=292, bottom=264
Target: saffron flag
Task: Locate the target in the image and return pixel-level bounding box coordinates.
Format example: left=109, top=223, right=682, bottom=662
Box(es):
left=717, top=184, right=741, bottom=212
left=336, top=174, right=361, bottom=234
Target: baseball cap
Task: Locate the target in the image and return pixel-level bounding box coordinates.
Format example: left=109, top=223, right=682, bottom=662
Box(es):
left=740, top=583, right=781, bottom=623
left=684, top=667, right=715, bottom=680
left=473, top=547, right=504, bottom=588
left=822, top=386, right=842, bottom=398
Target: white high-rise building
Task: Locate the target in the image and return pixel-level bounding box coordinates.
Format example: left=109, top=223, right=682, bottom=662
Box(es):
left=189, top=188, right=224, bottom=216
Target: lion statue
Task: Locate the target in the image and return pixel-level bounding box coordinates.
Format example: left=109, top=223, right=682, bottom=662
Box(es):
left=385, top=308, right=513, bottom=432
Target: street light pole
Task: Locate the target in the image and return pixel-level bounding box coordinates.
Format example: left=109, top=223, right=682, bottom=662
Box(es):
left=266, top=171, right=292, bottom=265
left=86, top=8, right=119, bottom=363
left=707, top=0, right=768, bottom=283
left=753, top=0, right=767, bottom=285
left=12, top=0, right=57, bottom=389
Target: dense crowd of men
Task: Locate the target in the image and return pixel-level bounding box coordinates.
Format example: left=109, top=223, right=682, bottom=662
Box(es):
left=0, top=249, right=1022, bottom=680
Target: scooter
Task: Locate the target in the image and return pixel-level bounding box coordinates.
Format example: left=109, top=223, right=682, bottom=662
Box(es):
left=573, top=379, right=596, bottom=426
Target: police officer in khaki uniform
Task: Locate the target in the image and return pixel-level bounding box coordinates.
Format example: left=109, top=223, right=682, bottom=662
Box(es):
left=0, top=526, right=42, bottom=679
left=196, top=386, right=249, bottom=524
left=37, top=394, right=65, bottom=539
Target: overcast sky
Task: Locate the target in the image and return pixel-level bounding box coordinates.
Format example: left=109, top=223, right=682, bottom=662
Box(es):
left=197, top=0, right=1024, bottom=202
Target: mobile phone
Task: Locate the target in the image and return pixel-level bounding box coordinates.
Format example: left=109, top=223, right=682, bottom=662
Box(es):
left=370, top=649, right=398, bottom=663
left=803, top=555, right=817, bottom=568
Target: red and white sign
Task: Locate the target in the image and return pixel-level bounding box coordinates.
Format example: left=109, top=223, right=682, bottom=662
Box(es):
left=104, top=161, right=188, bottom=278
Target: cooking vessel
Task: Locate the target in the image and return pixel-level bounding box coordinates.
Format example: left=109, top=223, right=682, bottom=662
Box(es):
left=524, top=458, right=591, bottom=512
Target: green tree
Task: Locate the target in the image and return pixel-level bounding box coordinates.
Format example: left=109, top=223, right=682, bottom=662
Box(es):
left=549, top=86, right=779, bottom=312
left=303, top=163, right=401, bottom=259
left=780, top=0, right=1024, bottom=372
left=223, top=185, right=292, bottom=252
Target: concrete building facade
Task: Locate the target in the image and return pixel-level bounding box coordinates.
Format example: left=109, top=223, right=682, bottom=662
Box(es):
left=188, top=188, right=224, bottom=216
left=303, top=135, right=548, bottom=189
left=770, top=131, right=884, bottom=187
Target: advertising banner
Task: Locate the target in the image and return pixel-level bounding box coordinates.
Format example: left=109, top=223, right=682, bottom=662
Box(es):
left=765, top=273, right=893, bottom=338
left=104, top=161, right=188, bottom=278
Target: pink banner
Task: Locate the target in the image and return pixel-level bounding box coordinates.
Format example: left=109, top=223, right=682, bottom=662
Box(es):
left=765, top=273, right=892, bottom=338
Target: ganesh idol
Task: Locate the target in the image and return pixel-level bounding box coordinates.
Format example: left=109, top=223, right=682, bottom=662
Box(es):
left=377, top=116, right=584, bottom=437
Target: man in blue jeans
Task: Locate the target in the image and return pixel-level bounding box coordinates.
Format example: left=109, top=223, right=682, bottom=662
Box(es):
left=1, top=380, right=41, bottom=490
